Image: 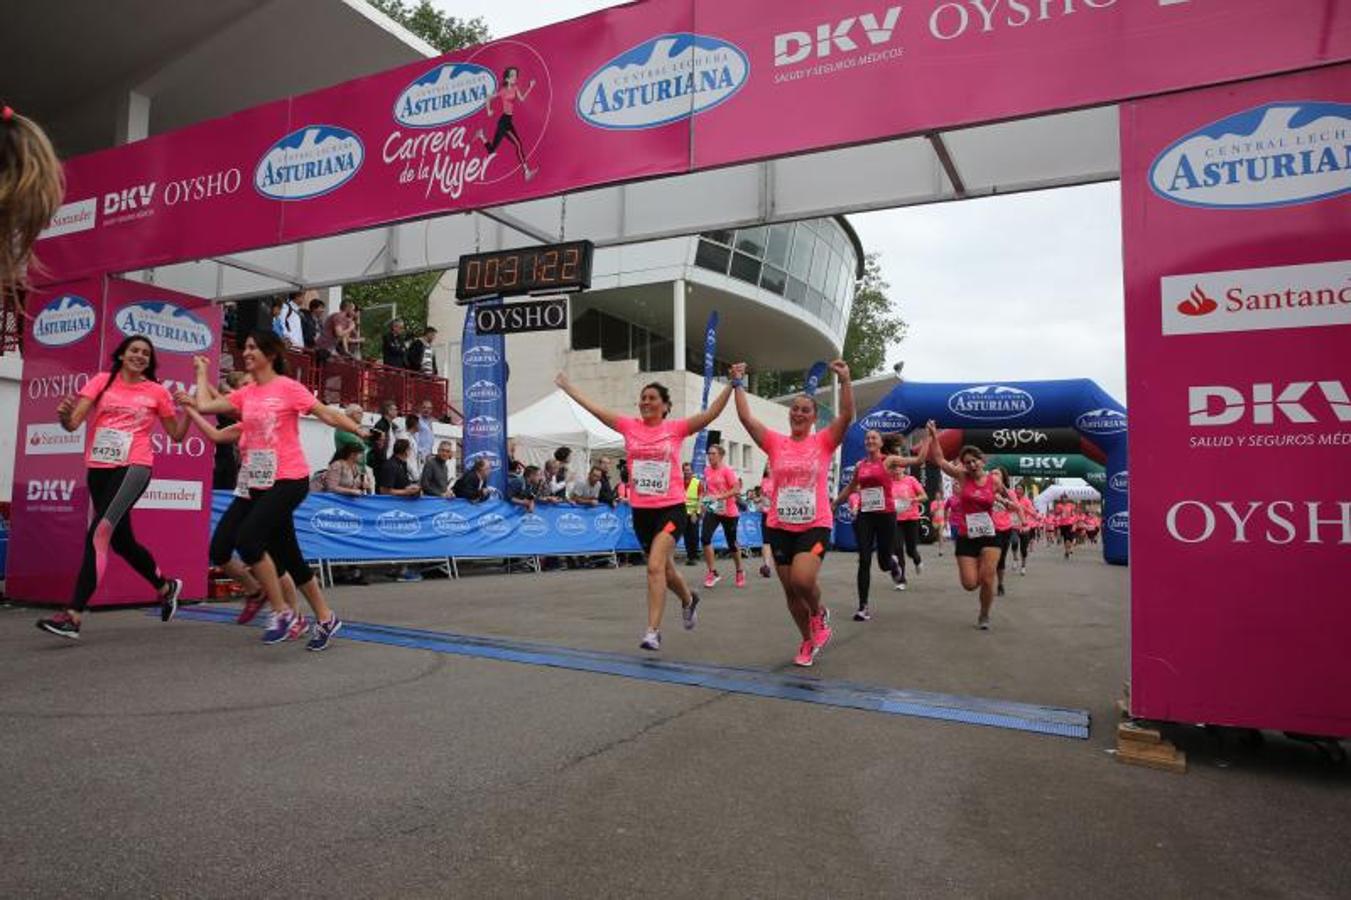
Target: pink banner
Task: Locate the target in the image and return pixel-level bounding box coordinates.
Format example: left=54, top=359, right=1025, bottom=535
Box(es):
left=7, top=279, right=221, bottom=606
left=33, top=0, right=1349, bottom=285
left=1121, top=64, right=1351, bottom=735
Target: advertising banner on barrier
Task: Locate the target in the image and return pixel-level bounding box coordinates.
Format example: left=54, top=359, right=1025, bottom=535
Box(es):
left=460, top=303, right=509, bottom=495
left=32, top=0, right=1348, bottom=285
left=1121, top=64, right=1351, bottom=735
left=7, top=279, right=221, bottom=605
left=211, top=493, right=762, bottom=560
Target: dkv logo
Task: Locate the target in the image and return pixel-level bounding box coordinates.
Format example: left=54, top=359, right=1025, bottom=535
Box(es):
left=947, top=385, right=1034, bottom=421
left=27, top=479, right=76, bottom=502
left=1188, top=380, right=1351, bottom=426
left=376, top=510, right=422, bottom=538
left=115, top=302, right=214, bottom=354
left=311, top=507, right=362, bottom=537
left=861, top=410, right=911, bottom=432
left=577, top=34, right=749, bottom=130
left=393, top=62, right=496, bottom=127
left=256, top=125, right=364, bottom=200
left=774, top=6, right=902, bottom=66
left=1075, top=408, right=1127, bottom=436
left=32, top=294, right=96, bottom=347
left=1150, top=101, right=1351, bottom=209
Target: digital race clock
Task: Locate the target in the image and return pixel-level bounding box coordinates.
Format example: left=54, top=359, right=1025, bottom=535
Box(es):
left=454, top=240, right=594, bottom=303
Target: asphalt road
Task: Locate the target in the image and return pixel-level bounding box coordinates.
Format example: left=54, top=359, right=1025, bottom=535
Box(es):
left=2, top=544, right=1346, bottom=898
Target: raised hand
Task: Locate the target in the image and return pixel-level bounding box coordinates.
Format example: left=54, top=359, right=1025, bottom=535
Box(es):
left=729, top=362, right=748, bottom=382
left=828, top=359, right=850, bottom=380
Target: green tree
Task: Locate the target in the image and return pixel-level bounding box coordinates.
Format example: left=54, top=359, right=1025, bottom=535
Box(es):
left=345, top=2, right=488, bottom=356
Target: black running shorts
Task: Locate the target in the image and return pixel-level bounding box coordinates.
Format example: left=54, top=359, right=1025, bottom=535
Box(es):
left=631, top=503, right=688, bottom=554
left=764, top=526, right=830, bottom=567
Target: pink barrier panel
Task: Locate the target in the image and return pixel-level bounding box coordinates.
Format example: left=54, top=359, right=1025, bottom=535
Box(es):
left=7, top=279, right=222, bottom=605
left=1121, top=64, right=1351, bottom=735
left=33, top=0, right=1349, bottom=285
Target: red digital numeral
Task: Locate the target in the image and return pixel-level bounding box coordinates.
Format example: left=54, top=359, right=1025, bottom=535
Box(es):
left=560, top=248, right=579, bottom=281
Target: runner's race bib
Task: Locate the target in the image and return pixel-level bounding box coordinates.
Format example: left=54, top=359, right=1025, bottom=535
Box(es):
left=965, top=512, right=996, bottom=538
left=632, top=459, right=670, bottom=496
left=776, top=486, right=816, bottom=525
left=90, top=427, right=133, bottom=465
left=860, top=486, right=886, bottom=513
left=245, top=449, right=278, bottom=490
left=233, top=470, right=252, bottom=499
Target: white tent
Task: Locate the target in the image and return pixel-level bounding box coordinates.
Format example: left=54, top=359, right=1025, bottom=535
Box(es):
left=508, top=389, right=625, bottom=471
left=1034, top=483, right=1102, bottom=512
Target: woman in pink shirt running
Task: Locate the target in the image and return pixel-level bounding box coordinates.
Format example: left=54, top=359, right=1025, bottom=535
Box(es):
left=733, top=360, right=855, bottom=667
left=475, top=66, right=538, bottom=181
left=37, top=336, right=190, bottom=640
left=188, top=331, right=366, bottom=651
left=699, top=444, right=745, bottom=589
left=556, top=370, right=734, bottom=652
left=887, top=435, right=929, bottom=580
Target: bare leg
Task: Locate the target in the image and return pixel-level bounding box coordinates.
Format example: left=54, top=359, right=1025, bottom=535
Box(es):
left=250, top=554, right=287, bottom=614
left=977, top=549, right=1000, bottom=618
left=775, top=565, right=812, bottom=640
left=296, top=576, right=333, bottom=622
left=646, top=532, right=687, bottom=631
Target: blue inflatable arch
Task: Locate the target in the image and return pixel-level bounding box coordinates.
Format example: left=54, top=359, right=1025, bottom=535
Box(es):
left=837, top=379, right=1128, bottom=565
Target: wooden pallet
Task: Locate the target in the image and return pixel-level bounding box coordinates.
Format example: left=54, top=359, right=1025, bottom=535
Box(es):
left=1116, top=720, right=1187, bottom=773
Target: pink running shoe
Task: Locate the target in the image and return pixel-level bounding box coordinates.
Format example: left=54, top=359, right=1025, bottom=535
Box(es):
left=810, top=611, right=833, bottom=651
left=794, top=639, right=818, bottom=667
left=734, top=570, right=746, bottom=588
left=285, top=614, right=310, bottom=642
left=703, top=570, right=721, bottom=589
left=236, top=592, right=266, bottom=625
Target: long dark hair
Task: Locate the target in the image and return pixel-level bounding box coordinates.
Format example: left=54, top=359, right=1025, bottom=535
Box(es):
left=330, top=443, right=363, bottom=465
left=93, top=335, right=159, bottom=405
left=248, top=329, right=288, bottom=376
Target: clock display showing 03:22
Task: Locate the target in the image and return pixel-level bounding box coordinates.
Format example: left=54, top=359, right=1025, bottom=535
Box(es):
left=455, top=240, right=594, bottom=302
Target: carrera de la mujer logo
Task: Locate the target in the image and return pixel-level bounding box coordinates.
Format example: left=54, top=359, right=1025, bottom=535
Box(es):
left=577, top=34, right=749, bottom=130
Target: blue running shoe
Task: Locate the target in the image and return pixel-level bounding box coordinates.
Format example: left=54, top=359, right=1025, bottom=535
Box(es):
left=262, top=611, right=293, bottom=644
left=306, top=615, right=343, bottom=652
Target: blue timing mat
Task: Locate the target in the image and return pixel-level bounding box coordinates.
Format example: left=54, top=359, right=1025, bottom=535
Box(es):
left=171, top=605, right=1090, bottom=740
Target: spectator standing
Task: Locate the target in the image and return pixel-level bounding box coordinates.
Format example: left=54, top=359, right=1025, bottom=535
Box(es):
left=420, top=441, right=456, bottom=498
left=597, top=456, right=617, bottom=506
left=319, top=300, right=360, bottom=358
left=334, top=403, right=368, bottom=466
left=415, top=400, right=437, bottom=462
left=382, top=319, right=410, bottom=368
left=682, top=462, right=702, bottom=566
left=303, top=298, right=326, bottom=354
left=369, top=400, right=400, bottom=460
left=452, top=458, right=493, bottom=503
left=278, top=291, right=307, bottom=349
left=401, top=415, right=424, bottom=479
left=376, top=439, right=421, bottom=498
left=406, top=327, right=439, bottom=376
left=270, top=299, right=287, bottom=340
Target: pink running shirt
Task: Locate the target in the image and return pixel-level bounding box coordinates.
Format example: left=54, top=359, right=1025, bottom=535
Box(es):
left=615, top=417, right=689, bottom=509
left=893, top=474, right=924, bottom=521
left=702, top=464, right=740, bottom=518
left=497, top=85, right=521, bottom=115
left=957, top=475, right=997, bottom=538
left=78, top=372, right=175, bottom=469
left=853, top=457, right=894, bottom=514
left=228, top=376, right=317, bottom=483
left=762, top=429, right=840, bottom=532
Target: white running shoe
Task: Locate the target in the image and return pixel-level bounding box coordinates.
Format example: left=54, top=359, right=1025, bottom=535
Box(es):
left=895, top=580, right=907, bottom=591
left=977, top=615, right=991, bottom=631
left=640, top=630, right=661, bottom=651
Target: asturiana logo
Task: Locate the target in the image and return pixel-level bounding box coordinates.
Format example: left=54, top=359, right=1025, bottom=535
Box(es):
left=465, top=380, right=502, bottom=403
left=255, top=125, right=364, bottom=201
left=311, top=507, right=362, bottom=537
left=1075, top=408, right=1127, bottom=436
left=462, top=345, right=501, bottom=368
left=465, top=415, right=502, bottom=439
left=377, top=509, right=422, bottom=538
left=1107, top=511, right=1129, bottom=535
left=115, top=302, right=213, bottom=354
left=595, top=512, right=621, bottom=534
left=577, top=34, right=749, bottom=130
left=1109, top=471, right=1129, bottom=493
left=1177, top=285, right=1219, bottom=317
left=519, top=514, right=549, bottom=537
left=394, top=62, right=497, bottom=128
left=557, top=513, right=587, bottom=536
left=434, top=510, right=470, bottom=535
left=1149, top=101, right=1351, bottom=210
left=32, top=294, right=96, bottom=347
left=947, top=385, right=1034, bottom=421
left=861, top=410, right=911, bottom=433
left=480, top=513, right=511, bottom=538
left=835, top=502, right=856, bottom=525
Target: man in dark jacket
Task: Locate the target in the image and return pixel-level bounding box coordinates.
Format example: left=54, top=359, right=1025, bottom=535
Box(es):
left=382, top=319, right=410, bottom=368
left=452, top=458, right=493, bottom=503
left=406, top=327, right=439, bottom=375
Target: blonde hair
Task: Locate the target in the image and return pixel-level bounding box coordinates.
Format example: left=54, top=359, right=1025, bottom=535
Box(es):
left=1, top=111, right=65, bottom=293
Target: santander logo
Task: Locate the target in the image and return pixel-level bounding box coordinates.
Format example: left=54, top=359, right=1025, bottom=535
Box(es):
left=1177, top=285, right=1218, bottom=317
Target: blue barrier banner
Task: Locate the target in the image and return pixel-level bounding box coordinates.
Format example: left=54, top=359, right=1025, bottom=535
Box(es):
left=690, top=311, right=719, bottom=477
left=461, top=300, right=508, bottom=495
left=211, top=492, right=761, bottom=560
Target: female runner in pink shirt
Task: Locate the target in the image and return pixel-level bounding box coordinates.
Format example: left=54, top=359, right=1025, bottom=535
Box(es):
left=887, top=436, right=929, bottom=579
left=733, top=360, right=855, bottom=666
left=926, top=420, right=1019, bottom=630
left=756, top=465, right=776, bottom=578
left=699, top=444, right=745, bottom=588
left=475, top=66, right=538, bottom=181
left=556, top=370, right=734, bottom=651
left=187, top=331, right=366, bottom=650
left=929, top=493, right=947, bottom=556
left=37, top=336, right=190, bottom=639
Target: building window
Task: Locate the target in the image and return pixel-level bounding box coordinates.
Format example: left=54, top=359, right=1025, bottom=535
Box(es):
left=760, top=265, right=787, bottom=296
left=735, top=227, right=767, bottom=259
left=695, top=239, right=731, bottom=274
left=701, top=229, right=733, bottom=246
left=788, top=228, right=813, bottom=282
left=786, top=276, right=807, bottom=305
left=729, top=252, right=761, bottom=286
left=765, top=225, right=791, bottom=267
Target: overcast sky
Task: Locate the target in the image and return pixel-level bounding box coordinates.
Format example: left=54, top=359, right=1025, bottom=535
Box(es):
left=433, top=0, right=1128, bottom=403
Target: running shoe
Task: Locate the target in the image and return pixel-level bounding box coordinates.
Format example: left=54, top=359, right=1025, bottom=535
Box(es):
left=759, top=564, right=772, bottom=579
left=262, top=611, right=293, bottom=644
left=703, top=570, right=721, bottom=589
left=285, top=614, right=310, bottom=642
left=640, top=629, right=661, bottom=651
left=37, top=611, right=80, bottom=640
left=159, top=577, right=183, bottom=622
left=306, top=615, right=343, bottom=652
left=734, top=570, right=746, bottom=589
left=853, top=606, right=871, bottom=622
left=977, top=614, right=991, bottom=631
left=895, top=578, right=907, bottom=592
left=794, top=639, right=818, bottom=667
left=997, top=584, right=1006, bottom=597
left=1019, top=566, right=1027, bottom=577
left=915, top=561, right=924, bottom=576
left=236, top=591, right=266, bottom=625
left=810, top=610, right=833, bottom=651
left=682, top=592, right=701, bottom=631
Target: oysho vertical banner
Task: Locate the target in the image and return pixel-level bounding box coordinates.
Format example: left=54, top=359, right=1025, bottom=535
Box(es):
left=461, top=302, right=508, bottom=494
left=690, top=311, right=719, bottom=477
left=1121, top=65, right=1351, bottom=735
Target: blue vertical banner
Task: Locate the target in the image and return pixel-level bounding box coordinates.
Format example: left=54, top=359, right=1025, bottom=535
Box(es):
left=803, top=361, right=828, bottom=395
left=461, top=300, right=509, bottom=495
left=690, top=311, right=720, bottom=477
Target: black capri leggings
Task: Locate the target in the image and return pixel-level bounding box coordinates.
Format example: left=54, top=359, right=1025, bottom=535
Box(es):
left=700, top=513, right=739, bottom=549
left=996, top=530, right=1013, bottom=573
left=1015, top=530, right=1032, bottom=561
left=72, top=465, right=167, bottom=611
left=853, top=511, right=900, bottom=606
left=210, top=478, right=314, bottom=587
left=895, top=518, right=922, bottom=573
